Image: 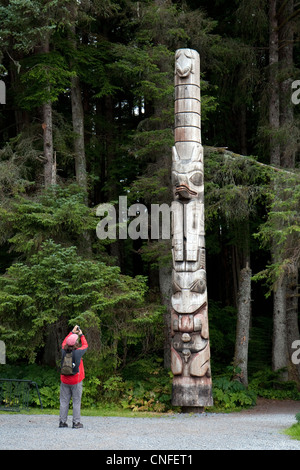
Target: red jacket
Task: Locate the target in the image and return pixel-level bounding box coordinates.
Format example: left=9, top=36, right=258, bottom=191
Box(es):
left=61, top=332, right=88, bottom=385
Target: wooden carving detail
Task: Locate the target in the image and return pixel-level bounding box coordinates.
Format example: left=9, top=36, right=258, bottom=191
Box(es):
left=171, top=49, right=213, bottom=408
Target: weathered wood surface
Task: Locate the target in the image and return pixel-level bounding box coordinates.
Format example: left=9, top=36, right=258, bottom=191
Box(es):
left=171, top=49, right=213, bottom=408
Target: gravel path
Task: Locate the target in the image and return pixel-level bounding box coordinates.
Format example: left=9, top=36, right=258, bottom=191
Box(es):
left=0, top=401, right=300, bottom=451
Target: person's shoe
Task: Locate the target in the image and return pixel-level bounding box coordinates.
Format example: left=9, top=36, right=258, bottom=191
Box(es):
left=59, top=421, right=68, bottom=428
left=72, top=422, right=83, bottom=429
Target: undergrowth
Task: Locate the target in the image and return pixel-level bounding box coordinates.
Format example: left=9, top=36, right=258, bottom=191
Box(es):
left=248, top=368, right=300, bottom=401
left=1, top=362, right=300, bottom=414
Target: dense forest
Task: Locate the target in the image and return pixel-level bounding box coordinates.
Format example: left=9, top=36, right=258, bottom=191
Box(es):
left=0, top=0, right=300, bottom=409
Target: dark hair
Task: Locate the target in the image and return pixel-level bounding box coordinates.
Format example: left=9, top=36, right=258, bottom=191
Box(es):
left=64, top=343, right=78, bottom=352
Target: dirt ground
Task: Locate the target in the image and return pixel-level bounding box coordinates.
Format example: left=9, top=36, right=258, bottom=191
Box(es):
left=240, top=397, right=300, bottom=415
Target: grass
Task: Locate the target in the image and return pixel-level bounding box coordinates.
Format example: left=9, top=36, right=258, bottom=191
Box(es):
left=0, top=405, right=177, bottom=418
left=284, top=423, right=300, bottom=441
left=284, top=412, right=300, bottom=440
left=0, top=403, right=244, bottom=417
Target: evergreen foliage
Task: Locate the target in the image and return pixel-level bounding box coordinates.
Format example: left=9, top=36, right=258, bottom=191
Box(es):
left=0, top=239, right=151, bottom=366
left=0, top=0, right=300, bottom=412
left=253, top=170, right=300, bottom=291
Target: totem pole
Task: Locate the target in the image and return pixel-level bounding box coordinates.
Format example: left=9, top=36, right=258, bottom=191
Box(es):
left=171, top=49, right=213, bottom=409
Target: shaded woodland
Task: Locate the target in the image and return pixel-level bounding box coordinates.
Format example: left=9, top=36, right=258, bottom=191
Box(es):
left=0, top=0, right=300, bottom=393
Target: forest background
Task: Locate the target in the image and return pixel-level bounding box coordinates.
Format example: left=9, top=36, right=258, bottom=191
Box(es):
left=0, top=0, right=300, bottom=413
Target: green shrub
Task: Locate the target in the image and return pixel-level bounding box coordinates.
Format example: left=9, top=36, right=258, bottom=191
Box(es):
left=0, top=360, right=173, bottom=412
left=284, top=413, right=300, bottom=441
left=81, top=377, right=102, bottom=408
left=248, top=368, right=300, bottom=400
left=10, top=362, right=300, bottom=414
left=284, top=423, right=300, bottom=441
left=212, top=375, right=257, bottom=411
left=0, top=364, right=60, bottom=408
left=100, top=357, right=173, bottom=412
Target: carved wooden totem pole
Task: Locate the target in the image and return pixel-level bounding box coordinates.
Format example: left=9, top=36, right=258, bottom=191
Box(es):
left=171, top=49, right=213, bottom=409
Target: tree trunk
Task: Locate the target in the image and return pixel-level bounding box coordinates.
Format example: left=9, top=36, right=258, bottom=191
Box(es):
left=269, top=0, right=288, bottom=379
left=279, top=0, right=300, bottom=385
left=71, top=72, right=88, bottom=194
left=43, top=101, right=55, bottom=187
left=42, top=36, right=55, bottom=187
left=272, top=274, right=288, bottom=378
left=279, top=0, right=295, bottom=168
left=239, top=103, right=247, bottom=155
left=285, top=263, right=300, bottom=383
left=105, top=94, right=122, bottom=265
left=271, top=197, right=289, bottom=377
left=233, top=265, right=252, bottom=386
left=68, top=2, right=88, bottom=196
left=269, top=0, right=280, bottom=167
left=271, top=0, right=300, bottom=384
left=159, top=261, right=172, bottom=369
left=68, top=4, right=91, bottom=256
left=232, top=217, right=252, bottom=387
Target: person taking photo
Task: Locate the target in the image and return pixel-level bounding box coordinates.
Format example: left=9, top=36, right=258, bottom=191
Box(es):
left=59, top=325, right=88, bottom=428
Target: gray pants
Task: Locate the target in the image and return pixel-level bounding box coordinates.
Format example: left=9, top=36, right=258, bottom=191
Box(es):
left=59, top=381, right=83, bottom=424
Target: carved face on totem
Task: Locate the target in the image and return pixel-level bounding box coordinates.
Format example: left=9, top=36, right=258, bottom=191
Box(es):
left=171, top=269, right=207, bottom=314
left=172, top=161, right=203, bottom=200
left=172, top=144, right=204, bottom=200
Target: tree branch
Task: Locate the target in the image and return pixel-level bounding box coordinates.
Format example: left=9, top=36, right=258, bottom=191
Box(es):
left=204, top=146, right=298, bottom=176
